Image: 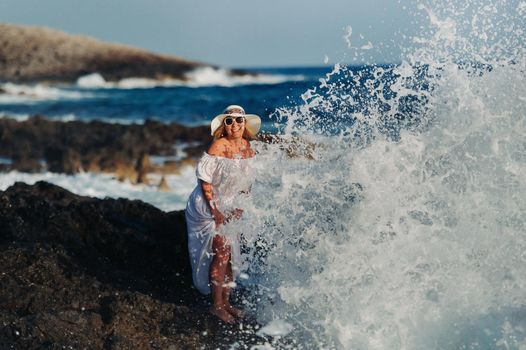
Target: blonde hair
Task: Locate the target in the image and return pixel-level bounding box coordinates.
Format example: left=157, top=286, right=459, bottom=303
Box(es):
left=213, top=123, right=256, bottom=141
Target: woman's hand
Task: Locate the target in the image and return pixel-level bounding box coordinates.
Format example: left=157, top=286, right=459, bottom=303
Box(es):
left=225, top=208, right=243, bottom=222
left=211, top=206, right=225, bottom=227
left=232, top=208, right=243, bottom=220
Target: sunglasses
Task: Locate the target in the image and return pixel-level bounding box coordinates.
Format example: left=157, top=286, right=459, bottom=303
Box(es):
left=224, top=116, right=245, bottom=126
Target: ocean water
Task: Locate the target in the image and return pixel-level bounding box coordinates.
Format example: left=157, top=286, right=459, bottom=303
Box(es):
left=1, top=0, right=526, bottom=349
left=0, top=66, right=332, bottom=129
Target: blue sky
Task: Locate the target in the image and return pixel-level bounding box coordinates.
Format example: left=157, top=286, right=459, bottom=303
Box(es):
left=0, top=0, right=413, bottom=67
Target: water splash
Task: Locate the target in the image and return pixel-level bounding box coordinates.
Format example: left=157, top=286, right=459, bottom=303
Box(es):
left=241, top=1, right=526, bottom=349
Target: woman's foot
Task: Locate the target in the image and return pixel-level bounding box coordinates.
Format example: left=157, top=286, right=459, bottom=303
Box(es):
left=225, top=303, right=246, bottom=318
left=210, top=305, right=235, bottom=324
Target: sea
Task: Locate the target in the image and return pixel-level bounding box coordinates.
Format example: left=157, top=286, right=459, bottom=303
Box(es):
left=1, top=0, right=525, bottom=348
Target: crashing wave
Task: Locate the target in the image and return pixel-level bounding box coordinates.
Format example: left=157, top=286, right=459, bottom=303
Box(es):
left=238, top=1, right=526, bottom=349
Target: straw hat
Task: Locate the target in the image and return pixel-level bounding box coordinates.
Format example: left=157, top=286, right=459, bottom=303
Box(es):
left=210, top=105, right=261, bottom=136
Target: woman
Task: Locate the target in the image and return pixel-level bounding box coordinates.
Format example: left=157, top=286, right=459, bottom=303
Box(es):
left=185, top=105, right=260, bottom=323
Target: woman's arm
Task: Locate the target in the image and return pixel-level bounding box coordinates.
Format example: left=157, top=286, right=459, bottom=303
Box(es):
left=201, top=180, right=225, bottom=226
left=203, top=139, right=227, bottom=226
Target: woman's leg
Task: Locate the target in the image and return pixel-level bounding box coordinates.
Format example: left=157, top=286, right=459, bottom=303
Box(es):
left=222, top=261, right=245, bottom=318
left=209, top=235, right=234, bottom=323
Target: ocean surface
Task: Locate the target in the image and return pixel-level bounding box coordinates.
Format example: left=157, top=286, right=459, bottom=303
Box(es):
left=1, top=0, right=526, bottom=348
left=0, top=66, right=333, bottom=130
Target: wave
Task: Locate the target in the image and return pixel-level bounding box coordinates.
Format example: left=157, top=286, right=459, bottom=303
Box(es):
left=183, top=67, right=305, bottom=87
left=237, top=1, right=526, bottom=349
left=0, top=82, right=89, bottom=103
left=76, top=67, right=305, bottom=89
left=0, top=167, right=197, bottom=211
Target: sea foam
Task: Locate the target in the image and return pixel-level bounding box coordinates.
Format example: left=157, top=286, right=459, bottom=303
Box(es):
left=75, top=67, right=304, bottom=89
left=237, top=1, right=526, bottom=349
left=0, top=167, right=197, bottom=211
left=0, top=82, right=88, bottom=103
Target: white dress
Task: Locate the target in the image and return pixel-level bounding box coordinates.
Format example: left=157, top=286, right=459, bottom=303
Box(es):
left=185, top=152, right=254, bottom=295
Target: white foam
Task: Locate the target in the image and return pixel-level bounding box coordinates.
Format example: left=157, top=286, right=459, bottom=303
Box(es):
left=74, top=67, right=305, bottom=89
left=257, top=320, right=293, bottom=337
left=76, top=73, right=107, bottom=88
left=238, top=1, right=526, bottom=348
left=0, top=82, right=88, bottom=103
left=76, top=74, right=182, bottom=89
left=0, top=112, right=31, bottom=121
left=183, top=67, right=304, bottom=87
left=0, top=166, right=197, bottom=211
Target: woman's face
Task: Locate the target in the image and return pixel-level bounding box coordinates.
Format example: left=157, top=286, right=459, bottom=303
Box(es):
left=224, top=109, right=245, bottom=139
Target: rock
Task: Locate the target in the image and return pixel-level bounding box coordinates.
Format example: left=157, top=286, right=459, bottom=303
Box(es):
left=0, top=181, right=261, bottom=349
left=45, top=147, right=83, bottom=173
left=136, top=153, right=151, bottom=185
left=0, top=115, right=209, bottom=175
left=158, top=176, right=170, bottom=191
left=115, top=163, right=138, bottom=183
left=11, top=156, right=45, bottom=173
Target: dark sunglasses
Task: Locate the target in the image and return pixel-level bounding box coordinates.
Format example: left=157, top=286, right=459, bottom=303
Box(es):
left=224, top=116, right=245, bottom=125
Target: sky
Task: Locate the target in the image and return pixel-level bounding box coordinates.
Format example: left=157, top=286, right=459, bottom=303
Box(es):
left=0, top=0, right=413, bottom=68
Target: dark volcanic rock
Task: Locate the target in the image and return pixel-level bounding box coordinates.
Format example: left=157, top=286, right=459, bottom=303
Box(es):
left=0, top=116, right=209, bottom=179
left=0, top=182, right=260, bottom=349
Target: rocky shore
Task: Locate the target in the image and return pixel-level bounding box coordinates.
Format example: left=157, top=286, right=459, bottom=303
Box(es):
left=0, top=181, right=263, bottom=349
left=0, top=23, right=251, bottom=84
left=0, top=115, right=210, bottom=184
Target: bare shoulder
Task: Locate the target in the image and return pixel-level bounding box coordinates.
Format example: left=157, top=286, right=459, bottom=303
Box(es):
left=207, top=139, right=228, bottom=157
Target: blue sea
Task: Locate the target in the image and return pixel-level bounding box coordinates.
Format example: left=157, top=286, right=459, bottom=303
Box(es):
left=0, top=66, right=336, bottom=130
left=1, top=0, right=525, bottom=348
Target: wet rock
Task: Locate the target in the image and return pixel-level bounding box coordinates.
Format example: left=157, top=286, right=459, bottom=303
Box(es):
left=136, top=153, right=152, bottom=185
left=11, top=156, right=45, bottom=173
left=0, top=116, right=209, bottom=175
left=45, top=147, right=82, bottom=173
left=0, top=181, right=260, bottom=349
left=158, top=176, right=170, bottom=191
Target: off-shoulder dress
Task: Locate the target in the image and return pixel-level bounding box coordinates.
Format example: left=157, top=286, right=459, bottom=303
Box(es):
left=185, top=152, right=253, bottom=294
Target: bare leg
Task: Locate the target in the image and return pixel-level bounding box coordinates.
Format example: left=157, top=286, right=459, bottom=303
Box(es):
left=222, top=261, right=245, bottom=318
left=209, top=235, right=234, bottom=323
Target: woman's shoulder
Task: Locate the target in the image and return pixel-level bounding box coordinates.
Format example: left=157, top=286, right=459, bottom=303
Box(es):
left=207, top=139, right=228, bottom=157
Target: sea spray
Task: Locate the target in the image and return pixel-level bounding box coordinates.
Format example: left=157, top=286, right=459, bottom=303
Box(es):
left=240, top=1, right=526, bottom=349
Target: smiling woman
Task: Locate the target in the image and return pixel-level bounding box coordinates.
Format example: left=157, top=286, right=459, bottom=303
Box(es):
left=184, top=105, right=260, bottom=323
